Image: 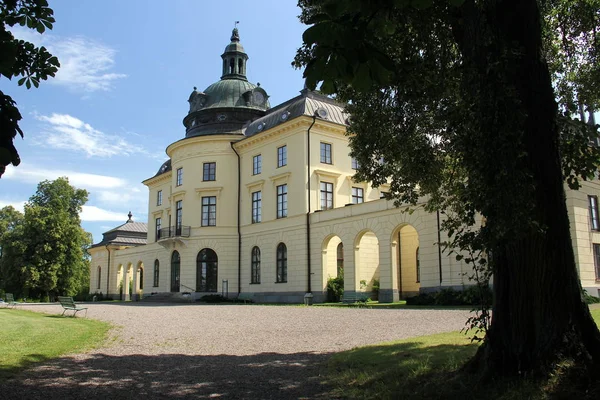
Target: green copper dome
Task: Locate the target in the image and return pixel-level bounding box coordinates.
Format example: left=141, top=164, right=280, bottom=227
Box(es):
left=183, top=28, right=270, bottom=138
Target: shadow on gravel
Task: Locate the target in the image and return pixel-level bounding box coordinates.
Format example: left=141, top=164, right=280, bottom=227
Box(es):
left=0, top=351, right=333, bottom=399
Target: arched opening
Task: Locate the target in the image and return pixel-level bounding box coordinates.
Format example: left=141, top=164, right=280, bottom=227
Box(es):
left=251, top=246, right=261, bottom=284
left=238, top=58, right=244, bottom=75
left=354, top=230, right=380, bottom=296
left=337, top=243, right=344, bottom=277
left=126, top=264, right=133, bottom=299
left=153, top=259, right=160, bottom=287
left=171, top=251, right=180, bottom=292
left=136, top=262, right=144, bottom=292
left=276, top=243, right=287, bottom=283
left=117, top=264, right=124, bottom=299
left=392, top=224, right=420, bottom=298
left=196, top=248, right=218, bottom=292
left=97, top=266, right=101, bottom=290
left=321, top=235, right=343, bottom=280
left=229, top=58, right=235, bottom=74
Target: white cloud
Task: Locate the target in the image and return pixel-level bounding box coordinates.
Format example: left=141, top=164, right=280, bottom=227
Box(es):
left=2, top=164, right=128, bottom=189
left=0, top=200, right=26, bottom=213
left=80, top=206, right=129, bottom=222
left=35, top=113, right=147, bottom=158
left=10, top=27, right=126, bottom=92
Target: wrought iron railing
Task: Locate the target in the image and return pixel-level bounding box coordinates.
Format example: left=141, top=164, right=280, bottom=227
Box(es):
left=158, top=225, right=190, bottom=240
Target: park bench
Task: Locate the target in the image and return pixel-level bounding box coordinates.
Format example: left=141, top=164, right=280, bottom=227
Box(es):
left=58, top=296, right=88, bottom=317
left=237, top=292, right=254, bottom=304
left=342, top=292, right=370, bottom=306
left=4, top=293, right=20, bottom=308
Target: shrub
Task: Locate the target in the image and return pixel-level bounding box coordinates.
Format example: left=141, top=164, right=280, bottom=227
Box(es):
left=583, top=289, right=600, bottom=304
left=406, top=293, right=436, bottom=305
left=459, top=284, right=493, bottom=306
left=327, top=274, right=344, bottom=302
left=405, top=285, right=493, bottom=306
left=199, top=294, right=230, bottom=303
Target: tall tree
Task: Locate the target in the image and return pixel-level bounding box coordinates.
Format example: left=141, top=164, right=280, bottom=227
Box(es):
left=0, top=205, right=25, bottom=295
left=0, top=0, right=59, bottom=177
left=294, top=0, right=600, bottom=377
left=3, top=178, right=91, bottom=299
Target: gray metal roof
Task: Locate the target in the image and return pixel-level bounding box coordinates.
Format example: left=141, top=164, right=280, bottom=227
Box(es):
left=244, top=89, right=348, bottom=137
left=91, top=215, right=148, bottom=248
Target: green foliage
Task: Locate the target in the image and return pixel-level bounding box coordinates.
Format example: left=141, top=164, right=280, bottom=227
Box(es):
left=584, top=290, right=600, bottom=304
left=0, top=178, right=91, bottom=299
left=0, top=0, right=59, bottom=177
left=326, top=272, right=344, bottom=302
left=405, top=285, right=493, bottom=306
left=199, top=294, right=230, bottom=303
left=0, top=308, right=109, bottom=379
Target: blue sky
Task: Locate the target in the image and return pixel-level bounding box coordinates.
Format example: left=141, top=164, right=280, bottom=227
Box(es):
left=0, top=0, right=307, bottom=243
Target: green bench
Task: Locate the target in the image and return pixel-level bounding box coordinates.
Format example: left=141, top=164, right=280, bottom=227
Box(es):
left=342, top=292, right=370, bottom=306
left=4, top=293, right=20, bottom=308
left=58, top=296, right=88, bottom=317
left=237, top=293, right=254, bottom=304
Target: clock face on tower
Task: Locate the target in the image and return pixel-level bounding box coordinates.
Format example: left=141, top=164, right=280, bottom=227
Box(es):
left=254, top=92, right=265, bottom=105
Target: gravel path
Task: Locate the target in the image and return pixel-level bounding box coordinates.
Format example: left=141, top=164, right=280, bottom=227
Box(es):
left=0, top=303, right=472, bottom=399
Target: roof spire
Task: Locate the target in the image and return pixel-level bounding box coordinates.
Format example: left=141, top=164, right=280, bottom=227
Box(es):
left=127, top=211, right=133, bottom=222
left=231, top=21, right=240, bottom=42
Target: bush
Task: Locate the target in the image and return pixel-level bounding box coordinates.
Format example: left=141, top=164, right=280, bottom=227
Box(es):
left=199, top=294, right=230, bottom=303
left=327, top=274, right=344, bottom=302
left=405, top=285, right=493, bottom=306
left=406, top=293, right=436, bottom=305
left=583, top=290, right=600, bottom=304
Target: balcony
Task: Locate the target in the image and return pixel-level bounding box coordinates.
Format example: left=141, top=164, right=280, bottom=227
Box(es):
left=157, top=226, right=190, bottom=248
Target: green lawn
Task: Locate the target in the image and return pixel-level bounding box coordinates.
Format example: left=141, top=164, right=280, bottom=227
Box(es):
left=324, top=308, right=600, bottom=400
left=0, top=308, right=111, bottom=380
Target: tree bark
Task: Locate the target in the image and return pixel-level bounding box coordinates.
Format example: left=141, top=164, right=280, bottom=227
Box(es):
left=455, top=0, right=600, bottom=376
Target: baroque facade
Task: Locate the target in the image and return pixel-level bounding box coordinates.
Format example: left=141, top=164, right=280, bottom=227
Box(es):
left=88, top=29, right=600, bottom=302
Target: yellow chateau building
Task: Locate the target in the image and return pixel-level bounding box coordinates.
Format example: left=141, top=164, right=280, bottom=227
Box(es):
left=89, top=29, right=600, bottom=302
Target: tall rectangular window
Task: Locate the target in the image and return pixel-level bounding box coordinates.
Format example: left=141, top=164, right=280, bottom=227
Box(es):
left=351, top=157, right=359, bottom=170
left=320, top=142, right=332, bottom=164
left=590, top=196, right=600, bottom=231
left=352, top=187, right=364, bottom=204
left=175, top=200, right=183, bottom=234
left=595, top=244, right=600, bottom=281
left=157, top=190, right=162, bottom=206
left=320, top=181, right=333, bottom=210
left=176, top=168, right=183, bottom=186
left=252, top=191, right=262, bottom=223
left=202, top=196, right=217, bottom=226
left=155, top=217, right=162, bottom=241
left=277, top=184, right=288, bottom=218
left=203, top=162, right=216, bottom=181
left=253, top=154, right=262, bottom=175
left=277, top=145, right=287, bottom=167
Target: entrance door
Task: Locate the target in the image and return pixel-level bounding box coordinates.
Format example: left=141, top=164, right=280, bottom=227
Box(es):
left=171, top=251, right=180, bottom=292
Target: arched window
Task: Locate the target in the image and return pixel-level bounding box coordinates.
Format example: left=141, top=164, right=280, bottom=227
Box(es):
left=238, top=58, right=244, bottom=75
left=97, top=266, right=101, bottom=289
left=139, top=267, right=144, bottom=290
left=229, top=58, right=235, bottom=74
left=171, top=251, right=180, bottom=292
left=336, top=243, right=344, bottom=277
left=197, top=248, right=218, bottom=292
left=251, top=246, right=261, bottom=284
left=153, top=259, right=159, bottom=287
left=276, top=243, right=287, bottom=283
left=416, top=247, right=420, bottom=283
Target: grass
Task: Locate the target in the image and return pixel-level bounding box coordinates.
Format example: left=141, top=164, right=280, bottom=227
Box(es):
left=0, top=308, right=111, bottom=380
left=324, top=308, right=600, bottom=399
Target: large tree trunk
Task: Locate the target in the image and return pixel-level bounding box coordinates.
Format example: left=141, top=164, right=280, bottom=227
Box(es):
left=455, top=0, right=600, bottom=376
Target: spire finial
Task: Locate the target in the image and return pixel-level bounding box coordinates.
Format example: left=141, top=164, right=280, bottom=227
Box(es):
left=231, top=21, right=240, bottom=42
left=127, top=211, right=133, bottom=222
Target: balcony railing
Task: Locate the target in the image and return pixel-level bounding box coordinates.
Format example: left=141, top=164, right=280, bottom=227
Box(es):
left=157, top=225, right=190, bottom=241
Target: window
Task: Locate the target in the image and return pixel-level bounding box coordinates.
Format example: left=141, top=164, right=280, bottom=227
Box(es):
left=203, top=162, right=216, bottom=181
left=590, top=196, right=600, bottom=231
left=196, top=248, right=218, bottom=292
left=416, top=247, right=421, bottom=283
left=176, top=167, right=183, bottom=186
left=153, top=260, right=159, bottom=287
left=157, top=190, right=162, bottom=206
left=352, top=187, right=364, bottom=204
left=97, top=266, right=101, bottom=289
left=320, top=181, right=333, bottom=210
left=320, top=142, right=332, bottom=164
left=251, top=246, right=261, bottom=284
left=202, top=196, right=217, bottom=226
left=351, top=157, right=359, bottom=170
left=336, top=243, right=344, bottom=277
left=253, top=154, right=262, bottom=175
left=276, top=243, right=287, bottom=283
left=277, top=145, right=287, bottom=167
left=171, top=251, right=180, bottom=292
left=155, top=217, right=162, bottom=241
left=277, top=184, right=288, bottom=218
left=595, top=244, right=600, bottom=281
left=252, top=191, right=262, bottom=223
left=175, top=200, right=183, bottom=234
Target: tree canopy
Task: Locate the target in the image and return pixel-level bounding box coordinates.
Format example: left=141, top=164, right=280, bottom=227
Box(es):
left=295, top=0, right=600, bottom=378
left=0, top=178, right=91, bottom=300
left=0, top=0, right=59, bottom=177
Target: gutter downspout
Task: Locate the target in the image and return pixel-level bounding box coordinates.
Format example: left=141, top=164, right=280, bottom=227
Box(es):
left=306, top=114, right=317, bottom=294
left=105, top=245, right=111, bottom=297
left=231, top=142, right=242, bottom=294
left=437, top=210, right=443, bottom=286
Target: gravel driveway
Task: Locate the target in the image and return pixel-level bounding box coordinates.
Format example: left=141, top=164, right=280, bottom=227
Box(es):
left=0, top=303, right=471, bottom=399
